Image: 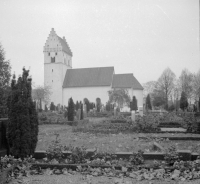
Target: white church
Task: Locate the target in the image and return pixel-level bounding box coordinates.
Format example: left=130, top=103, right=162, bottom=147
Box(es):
left=44, top=28, right=143, bottom=108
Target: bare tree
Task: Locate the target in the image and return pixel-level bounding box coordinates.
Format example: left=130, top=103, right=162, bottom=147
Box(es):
left=171, top=78, right=181, bottom=102
left=0, top=42, right=11, bottom=117
left=156, top=68, right=176, bottom=109
left=108, top=88, right=130, bottom=108
left=179, top=69, right=194, bottom=102
left=192, top=69, right=200, bottom=100
left=32, top=85, right=52, bottom=109
left=142, top=81, right=157, bottom=98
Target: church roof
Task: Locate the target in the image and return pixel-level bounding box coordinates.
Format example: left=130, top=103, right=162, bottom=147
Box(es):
left=63, top=67, right=114, bottom=88
left=58, top=36, right=73, bottom=56
left=112, top=74, right=143, bottom=89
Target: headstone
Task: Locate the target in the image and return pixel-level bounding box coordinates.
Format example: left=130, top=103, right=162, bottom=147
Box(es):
left=84, top=104, right=87, bottom=118
left=114, top=107, right=117, bottom=117
left=131, top=111, right=135, bottom=121
left=139, top=106, right=143, bottom=117
left=77, top=109, right=81, bottom=120
left=153, top=142, right=164, bottom=151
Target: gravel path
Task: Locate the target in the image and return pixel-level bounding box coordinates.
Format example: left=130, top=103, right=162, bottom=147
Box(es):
left=8, top=174, right=200, bottom=184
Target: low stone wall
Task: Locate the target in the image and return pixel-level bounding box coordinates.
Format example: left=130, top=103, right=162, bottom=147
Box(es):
left=39, top=118, right=89, bottom=125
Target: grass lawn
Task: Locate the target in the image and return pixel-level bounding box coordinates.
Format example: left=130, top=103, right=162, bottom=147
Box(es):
left=36, top=117, right=200, bottom=153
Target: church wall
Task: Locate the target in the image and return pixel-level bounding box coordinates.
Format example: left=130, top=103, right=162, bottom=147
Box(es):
left=63, top=86, right=111, bottom=106
left=44, top=63, right=66, bottom=106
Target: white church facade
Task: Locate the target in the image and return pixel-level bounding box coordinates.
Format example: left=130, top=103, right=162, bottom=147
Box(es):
left=44, top=28, right=143, bottom=108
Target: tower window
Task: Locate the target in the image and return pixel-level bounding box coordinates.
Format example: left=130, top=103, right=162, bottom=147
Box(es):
left=56, top=52, right=57, bottom=55
left=51, top=57, right=55, bottom=63
left=52, top=69, right=53, bottom=72
left=48, top=53, right=50, bottom=56
left=52, top=80, right=53, bottom=82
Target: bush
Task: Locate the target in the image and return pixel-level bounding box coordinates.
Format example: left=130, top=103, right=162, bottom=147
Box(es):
left=168, top=104, right=175, bottom=112
left=46, top=134, right=64, bottom=163
left=164, top=145, right=180, bottom=165
left=7, top=68, right=39, bottom=158
left=133, top=114, right=161, bottom=133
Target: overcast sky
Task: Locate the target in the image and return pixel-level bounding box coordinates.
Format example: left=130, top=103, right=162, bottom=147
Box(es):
left=0, top=0, right=199, bottom=86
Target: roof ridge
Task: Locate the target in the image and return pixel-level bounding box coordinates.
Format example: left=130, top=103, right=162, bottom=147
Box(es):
left=69, top=66, right=114, bottom=70
left=114, top=73, right=133, bottom=75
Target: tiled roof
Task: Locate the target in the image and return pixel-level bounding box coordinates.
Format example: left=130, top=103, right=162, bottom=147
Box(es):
left=58, top=36, right=73, bottom=56
left=112, top=74, right=143, bottom=90
left=63, top=67, right=114, bottom=88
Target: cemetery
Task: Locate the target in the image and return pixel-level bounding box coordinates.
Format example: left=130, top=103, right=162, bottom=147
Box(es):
left=0, top=4, right=199, bottom=183
left=0, top=67, right=200, bottom=183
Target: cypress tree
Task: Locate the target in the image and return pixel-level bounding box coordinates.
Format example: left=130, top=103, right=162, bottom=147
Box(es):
left=80, top=102, right=83, bottom=120
left=75, top=101, right=79, bottom=111
left=146, top=94, right=152, bottom=110
left=68, top=97, right=74, bottom=121
left=50, top=102, right=55, bottom=111
left=45, top=104, right=48, bottom=112
left=7, top=68, right=38, bottom=158
left=132, top=96, right=138, bottom=112
left=180, top=91, right=188, bottom=111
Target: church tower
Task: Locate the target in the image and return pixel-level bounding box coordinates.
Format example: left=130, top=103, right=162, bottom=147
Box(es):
left=44, top=28, right=73, bottom=106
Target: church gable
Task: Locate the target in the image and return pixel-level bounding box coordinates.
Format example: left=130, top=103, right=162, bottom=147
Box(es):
left=44, top=28, right=72, bottom=56
left=57, top=36, right=72, bottom=56
left=63, top=67, right=114, bottom=88
left=112, top=74, right=143, bottom=90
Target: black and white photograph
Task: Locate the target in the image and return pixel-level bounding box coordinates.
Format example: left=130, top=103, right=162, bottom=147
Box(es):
left=0, top=0, right=199, bottom=183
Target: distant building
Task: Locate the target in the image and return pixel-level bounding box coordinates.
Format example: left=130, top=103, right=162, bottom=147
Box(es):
left=44, top=28, right=143, bottom=108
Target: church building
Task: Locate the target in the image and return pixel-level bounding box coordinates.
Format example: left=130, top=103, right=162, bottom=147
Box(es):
left=44, top=28, right=143, bottom=109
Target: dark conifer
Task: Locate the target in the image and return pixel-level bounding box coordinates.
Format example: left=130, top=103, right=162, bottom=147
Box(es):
left=7, top=68, right=38, bottom=158
left=68, top=97, right=74, bottom=121
left=75, top=101, right=79, bottom=111
left=80, top=101, right=83, bottom=120
left=180, top=91, right=188, bottom=111
left=146, top=94, right=152, bottom=110
left=131, top=96, right=138, bottom=112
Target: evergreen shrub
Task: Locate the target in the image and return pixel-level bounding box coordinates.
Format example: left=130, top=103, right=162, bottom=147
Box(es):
left=68, top=97, right=74, bottom=121
left=7, top=68, right=39, bottom=158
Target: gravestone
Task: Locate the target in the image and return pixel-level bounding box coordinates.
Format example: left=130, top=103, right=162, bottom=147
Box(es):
left=77, top=109, right=81, bottom=120
left=114, top=107, right=117, bottom=117
left=139, top=106, right=143, bottom=117
left=84, top=104, right=87, bottom=118
left=131, top=111, right=135, bottom=121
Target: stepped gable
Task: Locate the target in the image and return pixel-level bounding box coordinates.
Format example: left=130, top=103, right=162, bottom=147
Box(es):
left=63, top=66, right=114, bottom=88
left=57, top=36, right=73, bottom=56
left=112, top=73, right=143, bottom=89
